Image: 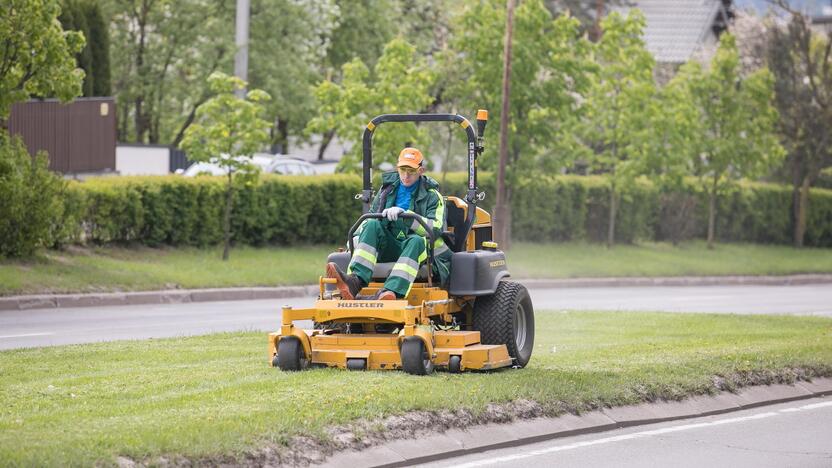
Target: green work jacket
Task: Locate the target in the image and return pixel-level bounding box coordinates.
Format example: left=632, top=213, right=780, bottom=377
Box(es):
left=369, top=171, right=453, bottom=285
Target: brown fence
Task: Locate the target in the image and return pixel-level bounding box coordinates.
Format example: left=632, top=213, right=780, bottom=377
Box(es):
left=8, top=98, right=116, bottom=174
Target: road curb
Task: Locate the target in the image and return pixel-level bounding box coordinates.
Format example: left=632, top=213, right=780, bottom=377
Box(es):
left=0, top=286, right=321, bottom=311
left=1, top=274, right=831, bottom=311
left=519, top=274, right=832, bottom=289
left=319, top=378, right=832, bottom=468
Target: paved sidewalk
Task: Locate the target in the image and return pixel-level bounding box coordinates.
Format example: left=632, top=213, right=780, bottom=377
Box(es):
left=2, top=274, right=831, bottom=311
left=320, top=378, right=832, bottom=468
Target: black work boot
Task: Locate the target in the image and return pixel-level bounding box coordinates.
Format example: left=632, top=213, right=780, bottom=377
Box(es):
left=326, top=262, right=364, bottom=299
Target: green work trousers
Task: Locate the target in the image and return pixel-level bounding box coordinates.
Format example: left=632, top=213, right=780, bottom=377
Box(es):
left=348, top=219, right=428, bottom=298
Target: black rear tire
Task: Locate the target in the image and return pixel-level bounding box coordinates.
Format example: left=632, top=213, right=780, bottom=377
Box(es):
left=276, top=336, right=309, bottom=371
left=473, top=281, right=535, bottom=368
left=401, top=337, right=434, bottom=375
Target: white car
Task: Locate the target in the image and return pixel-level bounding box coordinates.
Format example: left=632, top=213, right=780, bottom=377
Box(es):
left=181, top=153, right=316, bottom=177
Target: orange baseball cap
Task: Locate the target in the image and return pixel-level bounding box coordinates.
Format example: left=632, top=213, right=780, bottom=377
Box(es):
left=397, top=147, right=424, bottom=168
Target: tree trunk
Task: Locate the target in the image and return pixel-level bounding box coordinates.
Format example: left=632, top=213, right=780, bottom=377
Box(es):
left=607, top=185, right=617, bottom=248
left=707, top=188, right=716, bottom=250
left=791, top=157, right=802, bottom=248
left=317, top=129, right=335, bottom=161
left=795, top=174, right=810, bottom=248
left=494, top=0, right=515, bottom=251
left=222, top=172, right=233, bottom=261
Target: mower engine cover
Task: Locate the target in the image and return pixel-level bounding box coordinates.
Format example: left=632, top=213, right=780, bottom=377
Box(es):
left=448, top=250, right=510, bottom=296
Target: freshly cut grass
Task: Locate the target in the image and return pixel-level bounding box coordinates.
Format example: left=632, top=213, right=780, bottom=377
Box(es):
left=1, top=311, right=830, bottom=466
left=2, top=241, right=832, bottom=296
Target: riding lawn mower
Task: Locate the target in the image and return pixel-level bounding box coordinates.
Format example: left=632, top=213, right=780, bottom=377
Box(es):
left=268, top=110, right=535, bottom=375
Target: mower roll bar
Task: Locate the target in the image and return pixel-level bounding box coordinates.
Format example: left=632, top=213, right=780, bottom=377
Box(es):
left=348, top=212, right=436, bottom=287
left=360, top=112, right=487, bottom=252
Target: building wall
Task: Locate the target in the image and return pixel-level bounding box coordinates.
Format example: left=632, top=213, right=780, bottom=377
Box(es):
left=115, top=145, right=170, bottom=175
left=8, top=98, right=116, bottom=174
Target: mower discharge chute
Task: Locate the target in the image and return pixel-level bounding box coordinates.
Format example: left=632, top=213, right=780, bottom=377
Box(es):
left=269, top=110, right=535, bottom=375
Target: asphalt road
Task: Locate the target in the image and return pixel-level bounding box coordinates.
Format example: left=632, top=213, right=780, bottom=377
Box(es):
left=416, top=396, right=832, bottom=468
left=1, top=284, right=830, bottom=350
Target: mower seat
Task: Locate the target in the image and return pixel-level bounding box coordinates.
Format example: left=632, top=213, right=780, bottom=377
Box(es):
left=442, top=197, right=467, bottom=252
left=326, top=251, right=430, bottom=282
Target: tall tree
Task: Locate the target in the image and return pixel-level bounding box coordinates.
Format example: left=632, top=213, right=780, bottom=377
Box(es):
left=675, top=34, right=784, bottom=249
left=180, top=72, right=271, bottom=261
left=58, top=0, right=94, bottom=96
left=446, top=0, right=595, bottom=246
left=767, top=12, right=832, bottom=247
left=0, top=0, right=85, bottom=128
left=307, top=38, right=436, bottom=172
left=579, top=10, right=656, bottom=247
left=82, top=0, right=110, bottom=96
left=247, top=0, right=338, bottom=154
left=105, top=0, right=234, bottom=144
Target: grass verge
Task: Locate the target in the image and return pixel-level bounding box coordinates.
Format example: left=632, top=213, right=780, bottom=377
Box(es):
left=1, top=311, right=830, bottom=465
left=2, top=241, right=832, bottom=296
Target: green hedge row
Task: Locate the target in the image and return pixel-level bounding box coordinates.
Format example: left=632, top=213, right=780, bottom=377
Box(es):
left=53, top=172, right=832, bottom=248
left=59, top=175, right=363, bottom=247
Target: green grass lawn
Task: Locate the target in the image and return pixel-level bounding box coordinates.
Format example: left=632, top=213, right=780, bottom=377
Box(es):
left=1, top=311, right=830, bottom=465
left=2, top=241, right=832, bottom=296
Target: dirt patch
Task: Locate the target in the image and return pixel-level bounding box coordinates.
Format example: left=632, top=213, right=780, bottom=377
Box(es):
left=129, top=368, right=831, bottom=467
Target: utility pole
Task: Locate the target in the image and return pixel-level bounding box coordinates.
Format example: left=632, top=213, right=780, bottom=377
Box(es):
left=234, top=0, right=250, bottom=98
left=495, top=0, right=516, bottom=250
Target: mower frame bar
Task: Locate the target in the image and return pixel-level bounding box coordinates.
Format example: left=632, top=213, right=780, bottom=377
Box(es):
left=361, top=113, right=483, bottom=253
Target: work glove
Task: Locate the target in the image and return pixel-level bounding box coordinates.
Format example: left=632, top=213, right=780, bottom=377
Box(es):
left=381, top=206, right=405, bottom=221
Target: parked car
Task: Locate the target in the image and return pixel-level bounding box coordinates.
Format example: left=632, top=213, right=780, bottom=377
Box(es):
left=266, top=156, right=316, bottom=175
left=181, top=153, right=315, bottom=177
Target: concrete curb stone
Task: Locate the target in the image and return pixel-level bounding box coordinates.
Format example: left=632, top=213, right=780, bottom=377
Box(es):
left=519, top=274, right=832, bottom=289
left=322, top=378, right=832, bottom=468
left=0, top=286, right=321, bottom=311
left=1, top=275, right=830, bottom=311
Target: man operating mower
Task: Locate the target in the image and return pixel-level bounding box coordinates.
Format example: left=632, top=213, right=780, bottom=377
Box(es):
left=326, top=147, right=452, bottom=300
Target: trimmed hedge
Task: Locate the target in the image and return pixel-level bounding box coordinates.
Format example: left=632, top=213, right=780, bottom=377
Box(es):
left=52, top=172, right=832, bottom=249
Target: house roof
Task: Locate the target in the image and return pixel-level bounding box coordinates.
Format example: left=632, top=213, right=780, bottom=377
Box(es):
left=614, top=0, right=731, bottom=63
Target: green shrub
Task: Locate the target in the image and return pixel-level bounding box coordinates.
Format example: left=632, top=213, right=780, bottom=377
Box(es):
left=0, top=135, right=65, bottom=257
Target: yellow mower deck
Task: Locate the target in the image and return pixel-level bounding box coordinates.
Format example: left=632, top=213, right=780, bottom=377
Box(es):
left=268, top=279, right=513, bottom=372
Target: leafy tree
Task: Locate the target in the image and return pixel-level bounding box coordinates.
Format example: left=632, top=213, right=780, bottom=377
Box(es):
left=82, top=0, right=110, bottom=96
left=641, top=80, right=701, bottom=245
left=579, top=10, right=656, bottom=247
left=105, top=0, right=234, bottom=144
left=307, top=38, right=436, bottom=172
left=674, top=34, right=784, bottom=249
left=767, top=13, right=832, bottom=247
left=247, top=0, right=338, bottom=154
left=180, top=72, right=271, bottom=260
left=59, top=0, right=109, bottom=97
left=445, top=0, right=595, bottom=247
left=0, top=0, right=85, bottom=127
left=58, top=0, right=94, bottom=96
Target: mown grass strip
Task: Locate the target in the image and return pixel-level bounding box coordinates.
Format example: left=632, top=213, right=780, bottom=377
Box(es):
left=1, top=311, right=830, bottom=465
left=2, top=241, right=832, bottom=296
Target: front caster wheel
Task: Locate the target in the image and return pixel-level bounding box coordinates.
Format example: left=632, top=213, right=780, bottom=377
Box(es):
left=448, top=355, right=462, bottom=373
left=276, top=336, right=309, bottom=371
left=401, top=337, right=434, bottom=375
